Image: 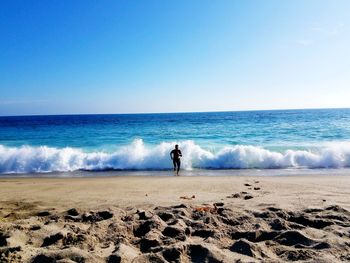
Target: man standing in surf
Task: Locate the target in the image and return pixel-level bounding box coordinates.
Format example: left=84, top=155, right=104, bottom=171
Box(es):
left=170, top=144, right=182, bottom=176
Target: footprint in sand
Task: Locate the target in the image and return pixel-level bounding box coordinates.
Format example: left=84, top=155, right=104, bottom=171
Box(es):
left=245, top=182, right=261, bottom=191
left=226, top=192, right=254, bottom=200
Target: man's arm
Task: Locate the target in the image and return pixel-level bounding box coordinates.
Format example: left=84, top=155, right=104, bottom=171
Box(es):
left=170, top=150, right=173, bottom=160
left=179, top=150, right=182, bottom=157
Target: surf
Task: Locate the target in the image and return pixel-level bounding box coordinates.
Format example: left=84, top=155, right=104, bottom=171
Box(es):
left=1, top=139, right=350, bottom=174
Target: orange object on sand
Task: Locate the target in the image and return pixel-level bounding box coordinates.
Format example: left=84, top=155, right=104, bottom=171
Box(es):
left=194, top=204, right=217, bottom=213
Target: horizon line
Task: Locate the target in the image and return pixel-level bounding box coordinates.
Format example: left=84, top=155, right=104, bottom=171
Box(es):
left=0, top=107, right=349, bottom=118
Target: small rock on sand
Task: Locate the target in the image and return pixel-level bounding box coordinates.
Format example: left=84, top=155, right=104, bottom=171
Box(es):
left=66, top=208, right=79, bottom=216
left=37, top=211, right=51, bottom=217
left=244, top=195, right=254, bottom=200
left=30, top=225, right=41, bottom=231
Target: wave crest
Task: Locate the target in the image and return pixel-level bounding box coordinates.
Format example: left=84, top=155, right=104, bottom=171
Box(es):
left=1, top=139, right=350, bottom=173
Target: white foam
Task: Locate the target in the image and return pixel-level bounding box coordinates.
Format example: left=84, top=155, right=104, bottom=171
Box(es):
left=1, top=139, right=350, bottom=174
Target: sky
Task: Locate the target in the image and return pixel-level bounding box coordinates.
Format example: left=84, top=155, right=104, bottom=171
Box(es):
left=0, top=0, right=349, bottom=116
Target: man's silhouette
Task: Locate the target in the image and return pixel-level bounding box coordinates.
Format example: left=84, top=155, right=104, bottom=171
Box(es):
left=170, top=144, right=182, bottom=175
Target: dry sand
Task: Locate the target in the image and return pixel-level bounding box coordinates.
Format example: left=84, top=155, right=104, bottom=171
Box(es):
left=0, top=175, right=350, bottom=262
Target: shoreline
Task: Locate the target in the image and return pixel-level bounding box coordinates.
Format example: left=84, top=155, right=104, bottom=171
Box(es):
left=2, top=167, right=350, bottom=178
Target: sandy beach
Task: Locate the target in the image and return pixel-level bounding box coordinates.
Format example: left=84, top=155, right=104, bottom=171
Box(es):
left=1, top=175, right=350, bottom=262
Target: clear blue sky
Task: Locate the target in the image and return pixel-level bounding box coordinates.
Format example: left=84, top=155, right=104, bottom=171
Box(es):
left=0, top=0, right=349, bottom=116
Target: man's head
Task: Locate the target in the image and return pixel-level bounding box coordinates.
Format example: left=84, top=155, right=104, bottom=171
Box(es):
left=175, top=144, right=178, bottom=149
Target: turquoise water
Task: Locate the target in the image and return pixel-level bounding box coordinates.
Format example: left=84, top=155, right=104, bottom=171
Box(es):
left=1, top=109, right=350, bottom=174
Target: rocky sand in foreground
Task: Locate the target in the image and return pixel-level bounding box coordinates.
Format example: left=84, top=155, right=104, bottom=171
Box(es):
left=1, top=201, right=350, bottom=262
left=1, top=176, right=350, bottom=262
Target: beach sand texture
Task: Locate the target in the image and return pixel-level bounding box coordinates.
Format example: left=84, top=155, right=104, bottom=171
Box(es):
left=0, top=175, right=350, bottom=262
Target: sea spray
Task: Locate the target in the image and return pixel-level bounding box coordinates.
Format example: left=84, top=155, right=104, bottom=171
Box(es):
left=1, top=139, right=350, bottom=174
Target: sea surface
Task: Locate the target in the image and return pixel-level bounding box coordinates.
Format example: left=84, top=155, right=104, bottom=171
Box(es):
left=1, top=109, right=350, bottom=175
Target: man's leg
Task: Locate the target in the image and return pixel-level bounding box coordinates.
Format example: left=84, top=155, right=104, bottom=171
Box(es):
left=173, top=159, right=177, bottom=171
left=176, top=159, right=181, bottom=174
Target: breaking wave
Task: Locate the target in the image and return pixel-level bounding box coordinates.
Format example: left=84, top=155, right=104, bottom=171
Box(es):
left=1, top=139, right=350, bottom=174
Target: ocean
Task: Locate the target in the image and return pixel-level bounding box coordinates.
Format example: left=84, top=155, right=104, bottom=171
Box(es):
left=1, top=109, right=350, bottom=175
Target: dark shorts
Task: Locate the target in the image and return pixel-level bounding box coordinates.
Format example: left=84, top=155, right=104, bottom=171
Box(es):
left=173, top=158, right=181, bottom=170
